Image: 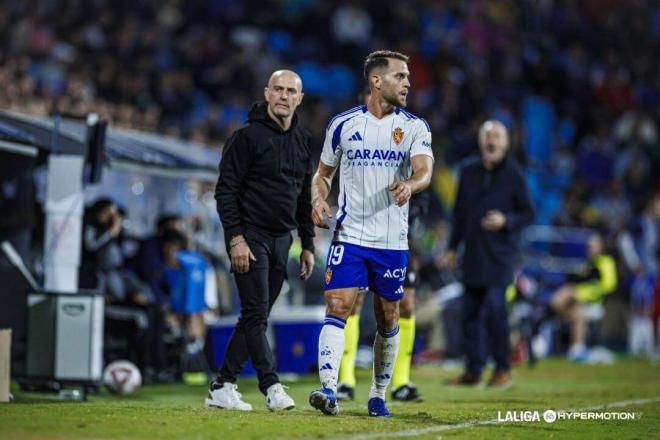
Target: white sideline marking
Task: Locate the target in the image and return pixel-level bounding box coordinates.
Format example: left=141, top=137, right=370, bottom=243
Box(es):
left=342, top=396, right=660, bottom=440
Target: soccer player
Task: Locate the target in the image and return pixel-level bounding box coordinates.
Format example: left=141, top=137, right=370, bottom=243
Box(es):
left=309, top=50, right=434, bottom=417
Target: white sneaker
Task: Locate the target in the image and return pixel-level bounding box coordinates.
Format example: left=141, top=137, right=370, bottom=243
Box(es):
left=266, top=383, right=295, bottom=411
left=205, top=382, right=253, bottom=411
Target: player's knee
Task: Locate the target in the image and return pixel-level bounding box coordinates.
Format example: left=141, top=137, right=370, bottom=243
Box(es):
left=326, top=297, right=352, bottom=319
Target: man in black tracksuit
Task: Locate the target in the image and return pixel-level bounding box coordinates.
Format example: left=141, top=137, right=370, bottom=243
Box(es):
left=207, top=70, right=315, bottom=411
left=441, top=120, right=534, bottom=388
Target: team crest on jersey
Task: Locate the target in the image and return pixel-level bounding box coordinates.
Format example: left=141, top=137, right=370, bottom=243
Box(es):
left=392, top=127, right=404, bottom=145
left=325, top=268, right=333, bottom=284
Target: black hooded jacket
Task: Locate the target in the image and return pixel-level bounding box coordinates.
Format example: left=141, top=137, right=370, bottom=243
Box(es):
left=215, top=102, right=315, bottom=251
left=448, top=155, right=535, bottom=286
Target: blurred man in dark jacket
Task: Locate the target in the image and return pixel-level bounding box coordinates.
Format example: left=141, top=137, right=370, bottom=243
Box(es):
left=80, top=198, right=162, bottom=376
left=209, top=70, right=315, bottom=411
left=440, top=120, right=534, bottom=388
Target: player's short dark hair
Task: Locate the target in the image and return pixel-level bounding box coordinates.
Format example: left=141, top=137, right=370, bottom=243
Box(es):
left=363, top=50, right=409, bottom=80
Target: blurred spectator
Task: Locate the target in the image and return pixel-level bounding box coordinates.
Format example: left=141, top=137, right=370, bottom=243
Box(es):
left=550, top=233, right=618, bottom=361
left=441, top=121, right=534, bottom=388
left=80, top=198, right=168, bottom=375
left=80, top=198, right=150, bottom=305
left=161, top=229, right=212, bottom=374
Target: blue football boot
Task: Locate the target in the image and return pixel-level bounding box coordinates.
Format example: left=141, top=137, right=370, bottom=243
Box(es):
left=309, top=388, right=339, bottom=416
left=368, top=397, right=391, bottom=417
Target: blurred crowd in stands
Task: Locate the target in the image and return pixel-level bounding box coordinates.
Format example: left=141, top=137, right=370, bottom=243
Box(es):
left=1, top=1, right=659, bottom=220
left=1, top=0, right=660, bottom=364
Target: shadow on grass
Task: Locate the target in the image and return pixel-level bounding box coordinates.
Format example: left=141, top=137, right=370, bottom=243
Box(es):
left=338, top=408, right=454, bottom=425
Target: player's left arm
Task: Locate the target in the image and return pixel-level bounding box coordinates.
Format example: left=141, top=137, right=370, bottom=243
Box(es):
left=390, top=119, right=434, bottom=207
left=390, top=155, right=433, bottom=206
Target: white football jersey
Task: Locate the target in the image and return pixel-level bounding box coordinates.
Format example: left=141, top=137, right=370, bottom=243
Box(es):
left=320, top=105, right=433, bottom=250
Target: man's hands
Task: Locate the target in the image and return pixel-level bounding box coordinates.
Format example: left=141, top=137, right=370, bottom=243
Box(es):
left=389, top=181, right=413, bottom=207
left=230, top=235, right=256, bottom=273
left=311, top=198, right=333, bottom=229
left=481, top=210, right=506, bottom=231
left=435, top=211, right=505, bottom=271
left=299, top=249, right=314, bottom=280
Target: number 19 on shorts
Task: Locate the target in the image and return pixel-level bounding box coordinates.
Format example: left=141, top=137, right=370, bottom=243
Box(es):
left=327, top=244, right=345, bottom=266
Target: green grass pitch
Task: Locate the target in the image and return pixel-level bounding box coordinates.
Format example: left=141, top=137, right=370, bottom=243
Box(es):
left=1, top=358, right=659, bottom=439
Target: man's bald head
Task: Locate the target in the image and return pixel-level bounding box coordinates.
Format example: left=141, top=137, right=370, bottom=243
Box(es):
left=478, top=120, right=509, bottom=169
left=478, top=120, right=508, bottom=145
left=264, top=69, right=304, bottom=126
left=268, top=70, right=303, bottom=92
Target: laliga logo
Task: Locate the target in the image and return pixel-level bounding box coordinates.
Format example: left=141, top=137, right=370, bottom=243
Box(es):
left=383, top=267, right=407, bottom=281
left=543, top=410, right=557, bottom=423
left=497, top=409, right=558, bottom=423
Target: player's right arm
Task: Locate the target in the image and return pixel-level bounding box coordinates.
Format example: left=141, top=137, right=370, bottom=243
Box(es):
left=311, top=161, right=337, bottom=229
left=311, top=117, right=344, bottom=228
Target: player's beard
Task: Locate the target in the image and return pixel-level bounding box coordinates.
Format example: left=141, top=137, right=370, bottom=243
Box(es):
left=384, top=91, right=405, bottom=108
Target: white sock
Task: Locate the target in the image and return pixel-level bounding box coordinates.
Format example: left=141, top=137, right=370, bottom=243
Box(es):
left=369, top=326, right=400, bottom=400
left=318, top=315, right=346, bottom=392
